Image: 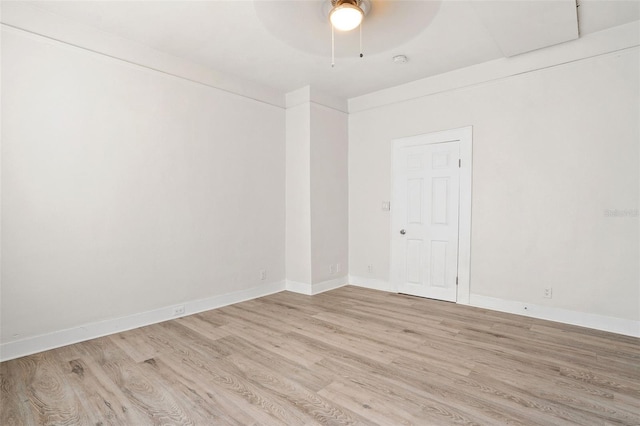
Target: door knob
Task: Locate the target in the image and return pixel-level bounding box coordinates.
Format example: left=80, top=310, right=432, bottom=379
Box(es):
left=400, top=229, right=406, bottom=235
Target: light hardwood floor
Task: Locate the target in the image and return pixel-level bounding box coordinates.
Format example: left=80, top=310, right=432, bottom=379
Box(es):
left=2, top=286, right=639, bottom=425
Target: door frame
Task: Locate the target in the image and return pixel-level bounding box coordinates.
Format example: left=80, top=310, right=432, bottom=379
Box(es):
left=390, top=126, right=472, bottom=304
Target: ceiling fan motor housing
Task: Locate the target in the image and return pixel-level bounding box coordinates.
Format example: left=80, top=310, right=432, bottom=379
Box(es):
left=330, top=0, right=371, bottom=15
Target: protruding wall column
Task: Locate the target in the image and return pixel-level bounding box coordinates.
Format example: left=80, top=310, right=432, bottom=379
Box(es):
left=285, top=87, right=348, bottom=294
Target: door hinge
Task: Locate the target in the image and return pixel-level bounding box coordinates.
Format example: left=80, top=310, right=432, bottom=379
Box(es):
left=456, top=276, right=459, bottom=286
left=458, top=159, right=461, bottom=168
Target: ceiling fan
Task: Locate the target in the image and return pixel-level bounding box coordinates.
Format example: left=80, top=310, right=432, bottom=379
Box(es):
left=253, top=0, right=438, bottom=65
left=327, top=0, right=372, bottom=66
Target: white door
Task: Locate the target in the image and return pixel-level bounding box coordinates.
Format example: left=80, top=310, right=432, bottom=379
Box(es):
left=391, top=136, right=461, bottom=302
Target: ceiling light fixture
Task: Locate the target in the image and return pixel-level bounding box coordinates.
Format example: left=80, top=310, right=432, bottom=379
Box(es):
left=329, top=0, right=364, bottom=32
left=327, top=0, right=370, bottom=67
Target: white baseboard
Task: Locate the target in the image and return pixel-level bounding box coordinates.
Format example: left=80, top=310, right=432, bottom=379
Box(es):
left=469, top=294, right=640, bottom=338
left=286, top=276, right=348, bottom=296
left=284, top=280, right=312, bottom=295
left=0, top=281, right=286, bottom=362
left=4, top=278, right=636, bottom=361
left=348, top=276, right=639, bottom=338
left=348, top=275, right=395, bottom=292
left=312, top=276, right=349, bottom=294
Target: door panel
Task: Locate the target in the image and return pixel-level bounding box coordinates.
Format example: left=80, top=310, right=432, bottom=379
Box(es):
left=431, top=177, right=449, bottom=224
left=392, top=139, right=460, bottom=301
left=407, top=178, right=423, bottom=224
left=406, top=239, right=422, bottom=284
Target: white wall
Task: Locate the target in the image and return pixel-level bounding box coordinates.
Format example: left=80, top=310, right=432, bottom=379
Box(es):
left=1, top=28, right=285, bottom=349
left=310, top=103, right=348, bottom=284
left=284, top=88, right=349, bottom=292
left=349, top=26, right=639, bottom=330
left=285, top=101, right=312, bottom=284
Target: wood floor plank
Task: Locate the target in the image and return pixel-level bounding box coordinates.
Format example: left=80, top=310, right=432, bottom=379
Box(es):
left=317, top=379, right=414, bottom=425
left=2, top=286, right=639, bottom=425
left=173, top=315, right=232, bottom=342
left=217, top=335, right=334, bottom=393
left=311, top=339, right=537, bottom=425
left=227, top=352, right=368, bottom=425
left=143, top=331, right=312, bottom=424
left=63, top=357, right=150, bottom=425
left=16, top=353, right=92, bottom=425
left=140, top=350, right=271, bottom=425
left=81, top=337, right=204, bottom=425
left=316, top=358, right=506, bottom=425
left=454, top=328, right=640, bottom=396
left=136, top=356, right=251, bottom=425
left=1, top=360, right=38, bottom=425
left=229, top=300, right=408, bottom=364
left=106, top=326, right=164, bottom=364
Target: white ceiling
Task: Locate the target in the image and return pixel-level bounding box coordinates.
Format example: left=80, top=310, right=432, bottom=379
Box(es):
left=10, top=0, right=640, bottom=100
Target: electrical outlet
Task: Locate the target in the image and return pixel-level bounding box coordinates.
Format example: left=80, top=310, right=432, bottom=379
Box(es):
left=336, top=263, right=341, bottom=273
left=259, top=269, right=267, bottom=280
left=329, top=264, right=334, bottom=274
left=543, top=288, right=552, bottom=299
left=367, top=264, right=373, bottom=274
left=173, top=305, right=185, bottom=316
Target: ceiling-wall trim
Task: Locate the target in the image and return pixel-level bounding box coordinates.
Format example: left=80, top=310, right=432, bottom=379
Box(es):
left=286, top=86, right=348, bottom=113
left=348, top=20, right=640, bottom=114
left=1, top=2, right=286, bottom=109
